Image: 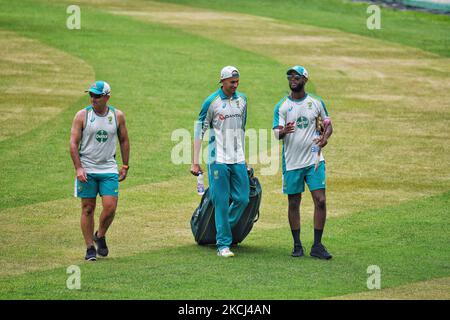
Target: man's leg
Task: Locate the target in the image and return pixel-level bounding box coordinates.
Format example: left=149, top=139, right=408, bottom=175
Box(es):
left=288, top=193, right=301, bottom=232
left=306, top=161, right=327, bottom=244
left=306, top=161, right=332, bottom=259
left=283, top=168, right=305, bottom=256
left=209, top=163, right=233, bottom=253
left=77, top=173, right=99, bottom=260
left=93, top=196, right=117, bottom=257
left=288, top=193, right=304, bottom=257
left=309, top=188, right=331, bottom=259
left=311, top=188, right=326, bottom=244
left=98, top=196, right=118, bottom=237
left=94, top=174, right=119, bottom=257
left=81, top=198, right=96, bottom=247
left=228, top=163, right=250, bottom=228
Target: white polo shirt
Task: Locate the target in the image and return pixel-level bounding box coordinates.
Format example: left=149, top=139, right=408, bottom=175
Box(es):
left=272, top=93, right=329, bottom=171
left=195, top=88, right=247, bottom=164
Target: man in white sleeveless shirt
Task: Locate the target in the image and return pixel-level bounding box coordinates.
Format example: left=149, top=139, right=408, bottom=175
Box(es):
left=70, top=81, right=130, bottom=261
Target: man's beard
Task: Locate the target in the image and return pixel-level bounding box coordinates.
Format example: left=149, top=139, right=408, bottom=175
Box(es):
left=290, top=83, right=304, bottom=92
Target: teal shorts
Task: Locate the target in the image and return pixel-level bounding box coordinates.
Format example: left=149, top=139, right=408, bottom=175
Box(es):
left=283, top=161, right=326, bottom=195
left=75, top=173, right=119, bottom=198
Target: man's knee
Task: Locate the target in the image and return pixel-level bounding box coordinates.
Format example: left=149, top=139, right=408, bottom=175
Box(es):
left=82, top=204, right=95, bottom=216
left=235, top=194, right=249, bottom=207
left=212, top=195, right=229, bottom=210
left=288, top=194, right=301, bottom=209
left=314, top=196, right=326, bottom=210
left=103, top=204, right=117, bottom=217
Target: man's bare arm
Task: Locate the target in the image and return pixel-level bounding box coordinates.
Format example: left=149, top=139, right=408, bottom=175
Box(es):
left=190, top=138, right=203, bottom=176
left=70, top=110, right=87, bottom=182
left=116, top=110, right=130, bottom=182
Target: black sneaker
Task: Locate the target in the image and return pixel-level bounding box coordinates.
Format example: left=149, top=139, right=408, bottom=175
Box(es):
left=292, top=244, right=305, bottom=257
left=93, top=231, right=109, bottom=257
left=85, top=245, right=97, bottom=261
left=310, top=243, right=332, bottom=260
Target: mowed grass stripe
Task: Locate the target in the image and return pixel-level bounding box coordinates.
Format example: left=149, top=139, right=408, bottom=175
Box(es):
left=0, top=191, right=448, bottom=299
left=0, top=30, right=94, bottom=142
left=156, top=0, right=450, bottom=58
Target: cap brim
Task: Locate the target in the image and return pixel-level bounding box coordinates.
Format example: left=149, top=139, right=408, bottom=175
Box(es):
left=286, top=68, right=299, bottom=75
left=287, top=68, right=308, bottom=78
left=85, top=88, right=103, bottom=95
left=219, top=75, right=240, bottom=83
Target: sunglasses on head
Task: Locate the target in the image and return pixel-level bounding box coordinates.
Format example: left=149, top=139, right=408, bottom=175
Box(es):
left=287, top=74, right=303, bottom=81
left=89, top=92, right=104, bottom=99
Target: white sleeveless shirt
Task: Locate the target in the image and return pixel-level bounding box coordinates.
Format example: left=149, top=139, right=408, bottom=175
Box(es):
left=79, top=106, right=119, bottom=174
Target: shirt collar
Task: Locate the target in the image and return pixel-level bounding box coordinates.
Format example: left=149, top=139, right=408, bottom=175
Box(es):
left=287, top=93, right=308, bottom=103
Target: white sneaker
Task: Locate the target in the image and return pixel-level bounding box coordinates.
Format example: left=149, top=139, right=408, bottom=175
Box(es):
left=217, top=247, right=234, bottom=257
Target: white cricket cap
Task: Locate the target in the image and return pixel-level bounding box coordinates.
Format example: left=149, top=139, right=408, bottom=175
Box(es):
left=220, top=66, right=240, bottom=81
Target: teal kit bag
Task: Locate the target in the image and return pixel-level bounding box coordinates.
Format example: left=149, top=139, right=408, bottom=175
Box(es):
left=190, top=168, right=262, bottom=245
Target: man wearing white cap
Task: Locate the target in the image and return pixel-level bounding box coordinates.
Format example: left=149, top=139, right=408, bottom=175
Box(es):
left=272, top=66, right=333, bottom=260
left=70, top=81, right=130, bottom=261
left=191, top=66, right=249, bottom=257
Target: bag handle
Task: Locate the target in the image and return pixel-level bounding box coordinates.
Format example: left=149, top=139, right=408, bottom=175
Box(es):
left=253, top=210, right=260, bottom=223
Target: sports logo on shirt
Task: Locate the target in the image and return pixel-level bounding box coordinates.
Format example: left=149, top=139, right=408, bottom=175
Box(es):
left=96, top=130, right=108, bottom=142
left=218, top=113, right=242, bottom=121
left=108, top=116, right=113, bottom=124
left=296, top=116, right=309, bottom=129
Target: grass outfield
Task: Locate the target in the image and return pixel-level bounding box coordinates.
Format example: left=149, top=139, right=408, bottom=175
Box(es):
left=0, top=0, right=449, bottom=299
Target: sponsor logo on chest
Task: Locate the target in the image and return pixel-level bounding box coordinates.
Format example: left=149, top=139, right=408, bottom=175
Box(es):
left=219, top=113, right=242, bottom=121
left=96, top=130, right=108, bottom=142
left=289, top=101, right=315, bottom=128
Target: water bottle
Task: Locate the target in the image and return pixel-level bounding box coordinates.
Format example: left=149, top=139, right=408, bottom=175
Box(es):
left=311, top=130, right=321, bottom=154
left=197, top=173, right=205, bottom=195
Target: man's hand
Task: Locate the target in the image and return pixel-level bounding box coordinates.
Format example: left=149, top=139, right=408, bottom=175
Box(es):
left=190, top=164, right=203, bottom=176
left=313, top=135, right=328, bottom=148
left=76, top=167, right=88, bottom=182
left=314, top=118, right=332, bottom=149
left=283, top=121, right=296, bottom=135
left=275, top=122, right=296, bottom=140
left=119, top=167, right=128, bottom=182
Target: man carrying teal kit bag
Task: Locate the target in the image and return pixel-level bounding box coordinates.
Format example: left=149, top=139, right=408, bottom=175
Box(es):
left=191, top=66, right=250, bottom=258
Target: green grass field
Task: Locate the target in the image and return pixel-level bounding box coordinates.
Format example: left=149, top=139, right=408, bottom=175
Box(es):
left=0, top=0, right=449, bottom=299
